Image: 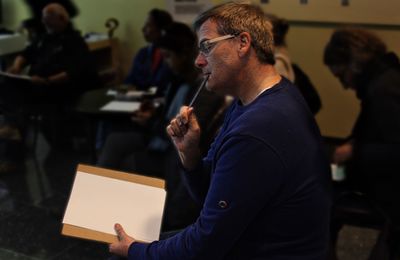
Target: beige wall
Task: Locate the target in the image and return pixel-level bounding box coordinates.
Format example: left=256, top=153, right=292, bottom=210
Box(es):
left=2, top=0, right=400, bottom=138
left=2, top=0, right=168, bottom=78
left=74, top=0, right=167, bottom=75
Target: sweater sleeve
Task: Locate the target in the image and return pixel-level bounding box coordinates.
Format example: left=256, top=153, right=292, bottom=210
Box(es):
left=128, top=135, right=286, bottom=259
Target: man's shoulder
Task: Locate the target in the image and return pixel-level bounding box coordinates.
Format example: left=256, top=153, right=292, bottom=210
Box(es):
left=227, top=80, right=315, bottom=140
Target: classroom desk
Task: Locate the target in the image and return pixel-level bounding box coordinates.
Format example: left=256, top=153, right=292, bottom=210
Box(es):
left=73, top=87, right=151, bottom=162
left=74, top=87, right=114, bottom=115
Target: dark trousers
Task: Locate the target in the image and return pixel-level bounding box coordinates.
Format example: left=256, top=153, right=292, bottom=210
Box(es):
left=0, top=77, right=77, bottom=128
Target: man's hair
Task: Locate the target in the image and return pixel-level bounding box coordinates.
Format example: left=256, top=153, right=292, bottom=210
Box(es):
left=193, top=2, right=274, bottom=64
left=324, top=28, right=387, bottom=73
left=149, top=9, right=173, bottom=31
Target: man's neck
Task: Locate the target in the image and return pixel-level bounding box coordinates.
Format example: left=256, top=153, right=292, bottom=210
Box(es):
left=238, top=62, right=281, bottom=105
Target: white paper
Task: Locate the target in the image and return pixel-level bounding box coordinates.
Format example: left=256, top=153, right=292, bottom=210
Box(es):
left=62, top=171, right=166, bottom=242
left=115, top=87, right=157, bottom=100
left=125, top=90, right=147, bottom=98
left=0, top=71, right=31, bottom=81
left=100, top=101, right=141, bottom=113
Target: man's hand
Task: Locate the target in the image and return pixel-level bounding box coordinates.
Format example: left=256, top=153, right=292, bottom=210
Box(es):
left=109, top=223, right=135, bottom=257
left=166, top=106, right=202, bottom=170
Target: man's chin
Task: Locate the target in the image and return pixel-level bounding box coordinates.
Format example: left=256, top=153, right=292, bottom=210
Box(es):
left=206, top=85, right=226, bottom=96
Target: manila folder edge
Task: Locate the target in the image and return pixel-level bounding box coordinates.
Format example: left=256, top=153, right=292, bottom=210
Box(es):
left=61, top=164, right=166, bottom=244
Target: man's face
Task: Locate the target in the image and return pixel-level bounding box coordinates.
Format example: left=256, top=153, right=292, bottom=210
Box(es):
left=195, top=20, right=240, bottom=96
left=42, top=11, right=64, bottom=34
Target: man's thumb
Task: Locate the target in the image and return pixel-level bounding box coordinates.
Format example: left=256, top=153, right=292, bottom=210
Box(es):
left=115, top=223, right=126, bottom=241
left=187, top=107, right=199, bottom=127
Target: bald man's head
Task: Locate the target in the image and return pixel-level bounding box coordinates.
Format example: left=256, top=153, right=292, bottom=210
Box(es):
left=42, top=3, right=70, bottom=34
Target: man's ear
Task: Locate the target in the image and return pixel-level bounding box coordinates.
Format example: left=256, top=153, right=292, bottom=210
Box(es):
left=238, top=32, right=251, bottom=56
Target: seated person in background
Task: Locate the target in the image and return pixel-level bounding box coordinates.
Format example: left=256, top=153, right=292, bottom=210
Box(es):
left=95, top=9, right=174, bottom=149
left=266, top=13, right=321, bottom=115
left=124, top=9, right=174, bottom=96
left=23, top=0, right=78, bottom=41
left=0, top=3, right=98, bottom=139
left=324, top=27, right=400, bottom=258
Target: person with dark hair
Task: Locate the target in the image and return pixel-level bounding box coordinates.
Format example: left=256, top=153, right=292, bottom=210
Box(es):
left=109, top=2, right=331, bottom=259
left=95, top=9, right=175, bottom=151
left=124, top=9, right=174, bottom=95
left=266, top=13, right=322, bottom=115
left=324, top=28, right=400, bottom=258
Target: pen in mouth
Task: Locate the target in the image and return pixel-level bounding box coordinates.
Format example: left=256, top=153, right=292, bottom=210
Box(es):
left=188, top=73, right=210, bottom=107
left=176, top=73, right=211, bottom=127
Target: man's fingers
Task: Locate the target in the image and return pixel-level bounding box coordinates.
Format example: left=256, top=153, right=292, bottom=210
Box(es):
left=166, top=106, right=198, bottom=139
left=178, top=106, right=191, bottom=124
left=109, top=223, right=135, bottom=257
left=168, top=118, right=186, bottom=137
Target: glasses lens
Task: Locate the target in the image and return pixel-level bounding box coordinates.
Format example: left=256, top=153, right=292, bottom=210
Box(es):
left=199, top=41, right=212, bottom=55
left=198, top=34, right=237, bottom=56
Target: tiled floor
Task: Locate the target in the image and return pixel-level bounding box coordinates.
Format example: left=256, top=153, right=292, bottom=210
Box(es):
left=336, top=225, right=379, bottom=260
left=0, top=131, right=393, bottom=259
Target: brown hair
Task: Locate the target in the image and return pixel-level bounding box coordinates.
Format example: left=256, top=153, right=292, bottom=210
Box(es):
left=324, top=28, right=387, bottom=73
left=193, top=2, right=274, bottom=64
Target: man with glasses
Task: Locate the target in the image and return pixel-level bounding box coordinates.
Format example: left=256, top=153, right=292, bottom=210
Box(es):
left=109, top=3, right=331, bottom=259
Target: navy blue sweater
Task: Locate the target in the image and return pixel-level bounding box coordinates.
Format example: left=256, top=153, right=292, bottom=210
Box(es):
left=129, top=78, right=331, bottom=259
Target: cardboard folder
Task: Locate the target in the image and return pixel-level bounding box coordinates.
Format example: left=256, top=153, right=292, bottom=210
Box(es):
left=61, top=164, right=166, bottom=244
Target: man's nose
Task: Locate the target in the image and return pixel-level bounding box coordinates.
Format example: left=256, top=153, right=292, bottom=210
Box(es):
left=195, top=53, right=207, bottom=68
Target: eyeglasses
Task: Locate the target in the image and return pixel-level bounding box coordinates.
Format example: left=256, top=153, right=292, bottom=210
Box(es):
left=198, top=34, right=238, bottom=56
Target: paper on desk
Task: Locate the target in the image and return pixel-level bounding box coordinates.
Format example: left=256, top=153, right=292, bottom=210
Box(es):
left=125, top=90, right=147, bottom=98
left=62, top=171, right=166, bottom=242
left=114, top=90, right=147, bottom=101
left=100, top=100, right=140, bottom=112
left=0, top=71, right=31, bottom=81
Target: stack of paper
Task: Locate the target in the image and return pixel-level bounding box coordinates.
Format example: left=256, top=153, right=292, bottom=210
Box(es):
left=62, top=165, right=166, bottom=243
left=100, top=101, right=141, bottom=113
